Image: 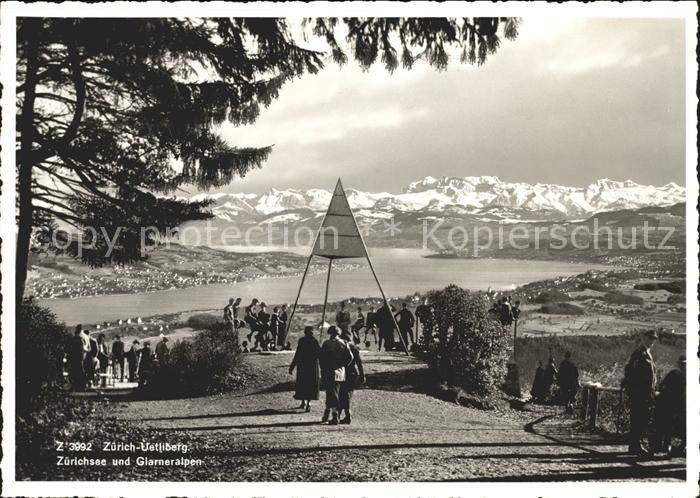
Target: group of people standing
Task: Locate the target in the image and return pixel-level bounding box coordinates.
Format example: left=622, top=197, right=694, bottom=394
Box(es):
left=530, top=352, right=580, bottom=413
left=224, top=298, right=288, bottom=352
left=289, top=325, right=365, bottom=425
left=528, top=330, right=686, bottom=458
left=622, top=329, right=686, bottom=457
left=336, top=300, right=428, bottom=352
left=66, top=324, right=170, bottom=391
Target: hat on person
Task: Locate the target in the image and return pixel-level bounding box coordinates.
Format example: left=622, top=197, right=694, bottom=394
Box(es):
left=644, top=329, right=659, bottom=339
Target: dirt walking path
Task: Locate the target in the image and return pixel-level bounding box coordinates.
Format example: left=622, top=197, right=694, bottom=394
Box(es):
left=108, top=350, right=686, bottom=481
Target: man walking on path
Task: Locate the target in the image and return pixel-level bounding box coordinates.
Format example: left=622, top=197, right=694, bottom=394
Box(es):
left=622, top=329, right=658, bottom=456
left=394, top=302, right=416, bottom=348
left=319, top=326, right=353, bottom=425
left=339, top=330, right=365, bottom=425
left=289, top=326, right=321, bottom=412
left=557, top=351, right=580, bottom=414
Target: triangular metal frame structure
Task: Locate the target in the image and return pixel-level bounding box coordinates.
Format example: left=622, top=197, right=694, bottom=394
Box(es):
left=284, top=178, right=409, bottom=354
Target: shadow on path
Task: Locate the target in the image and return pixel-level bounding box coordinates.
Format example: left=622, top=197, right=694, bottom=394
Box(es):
left=139, top=408, right=301, bottom=422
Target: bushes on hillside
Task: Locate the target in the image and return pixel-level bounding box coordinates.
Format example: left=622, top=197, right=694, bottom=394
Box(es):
left=604, top=292, right=643, bottom=306
left=148, top=327, right=243, bottom=397
left=16, top=298, right=71, bottom=415
left=186, top=312, right=224, bottom=330
left=422, top=285, right=510, bottom=396
left=539, top=302, right=584, bottom=315
left=633, top=280, right=685, bottom=294
left=533, top=290, right=570, bottom=303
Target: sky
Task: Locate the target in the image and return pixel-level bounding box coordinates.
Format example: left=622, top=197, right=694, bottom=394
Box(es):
left=209, top=17, right=686, bottom=195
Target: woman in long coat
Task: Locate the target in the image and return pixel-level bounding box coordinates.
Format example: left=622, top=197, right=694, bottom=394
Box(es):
left=289, top=326, right=321, bottom=412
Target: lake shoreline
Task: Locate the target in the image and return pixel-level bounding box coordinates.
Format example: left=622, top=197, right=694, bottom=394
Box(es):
left=38, top=248, right=615, bottom=325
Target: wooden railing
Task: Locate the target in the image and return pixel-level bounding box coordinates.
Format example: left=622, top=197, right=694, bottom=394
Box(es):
left=580, top=384, right=626, bottom=432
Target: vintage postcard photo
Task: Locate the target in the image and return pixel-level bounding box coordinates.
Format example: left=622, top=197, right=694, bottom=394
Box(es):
left=1, top=2, right=697, bottom=497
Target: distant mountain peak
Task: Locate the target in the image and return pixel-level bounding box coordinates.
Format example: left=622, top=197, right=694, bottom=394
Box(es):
left=192, top=176, right=685, bottom=223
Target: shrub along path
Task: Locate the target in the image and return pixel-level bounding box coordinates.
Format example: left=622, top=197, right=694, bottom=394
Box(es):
left=105, top=350, right=685, bottom=482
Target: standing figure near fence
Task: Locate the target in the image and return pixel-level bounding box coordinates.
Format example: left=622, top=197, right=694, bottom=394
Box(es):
left=652, top=354, right=685, bottom=457
left=622, top=329, right=658, bottom=456
left=96, top=334, right=110, bottom=387
left=319, top=326, right=353, bottom=425
left=289, top=326, right=321, bottom=412
left=339, top=330, right=365, bottom=425
left=557, top=351, right=580, bottom=414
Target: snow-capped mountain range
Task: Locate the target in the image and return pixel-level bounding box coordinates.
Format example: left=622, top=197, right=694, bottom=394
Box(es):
left=188, top=176, right=685, bottom=224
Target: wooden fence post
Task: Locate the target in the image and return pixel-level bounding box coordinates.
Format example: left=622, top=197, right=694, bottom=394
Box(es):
left=587, top=387, right=599, bottom=430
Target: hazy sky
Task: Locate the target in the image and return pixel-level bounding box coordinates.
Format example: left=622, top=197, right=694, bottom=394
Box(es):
left=210, top=17, right=686, bottom=195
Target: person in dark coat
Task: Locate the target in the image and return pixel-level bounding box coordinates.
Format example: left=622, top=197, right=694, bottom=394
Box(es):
left=415, top=299, right=430, bottom=341
left=394, top=302, right=416, bottom=348
left=335, top=301, right=352, bottom=334
left=269, top=307, right=284, bottom=350
left=558, top=351, right=580, bottom=413
left=111, top=335, right=125, bottom=382
left=83, top=330, right=98, bottom=388
left=499, top=297, right=514, bottom=327
left=289, top=326, right=321, bottom=412
left=363, top=306, right=378, bottom=346
left=126, top=339, right=140, bottom=382
left=339, top=330, right=365, bottom=424
left=155, top=336, right=169, bottom=366
left=351, top=307, right=365, bottom=344
left=319, top=326, right=353, bottom=425
left=530, top=360, right=546, bottom=404
left=277, top=304, right=289, bottom=348
left=652, top=354, right=686, bottom=456
left=68, top=325, right=86, bottom=391
left=137, top=342, right=155, bottom=388
left=622, top=329, right=658, bottom=455
left=256, top=303, right=271, bottom=351
left=376, top=303, right=396, bottom=351
left=96, top=333, right=110, bottom=387
left=541, top=357, right=558, bottom=403
left=244, top=298, right=261, bottom=343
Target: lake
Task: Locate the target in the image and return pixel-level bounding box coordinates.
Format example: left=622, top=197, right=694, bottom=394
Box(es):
left=40, top=247, right=610, bottom=325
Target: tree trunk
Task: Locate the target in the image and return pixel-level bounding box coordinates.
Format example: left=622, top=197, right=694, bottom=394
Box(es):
left=16, top=19, right=42, bottom=307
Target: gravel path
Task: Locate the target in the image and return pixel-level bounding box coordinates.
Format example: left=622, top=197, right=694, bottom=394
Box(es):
left=106, top=351, right=686, bottom=481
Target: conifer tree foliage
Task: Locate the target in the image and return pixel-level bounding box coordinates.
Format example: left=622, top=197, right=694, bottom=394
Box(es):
left=16, top=17, right=519, bottom=302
